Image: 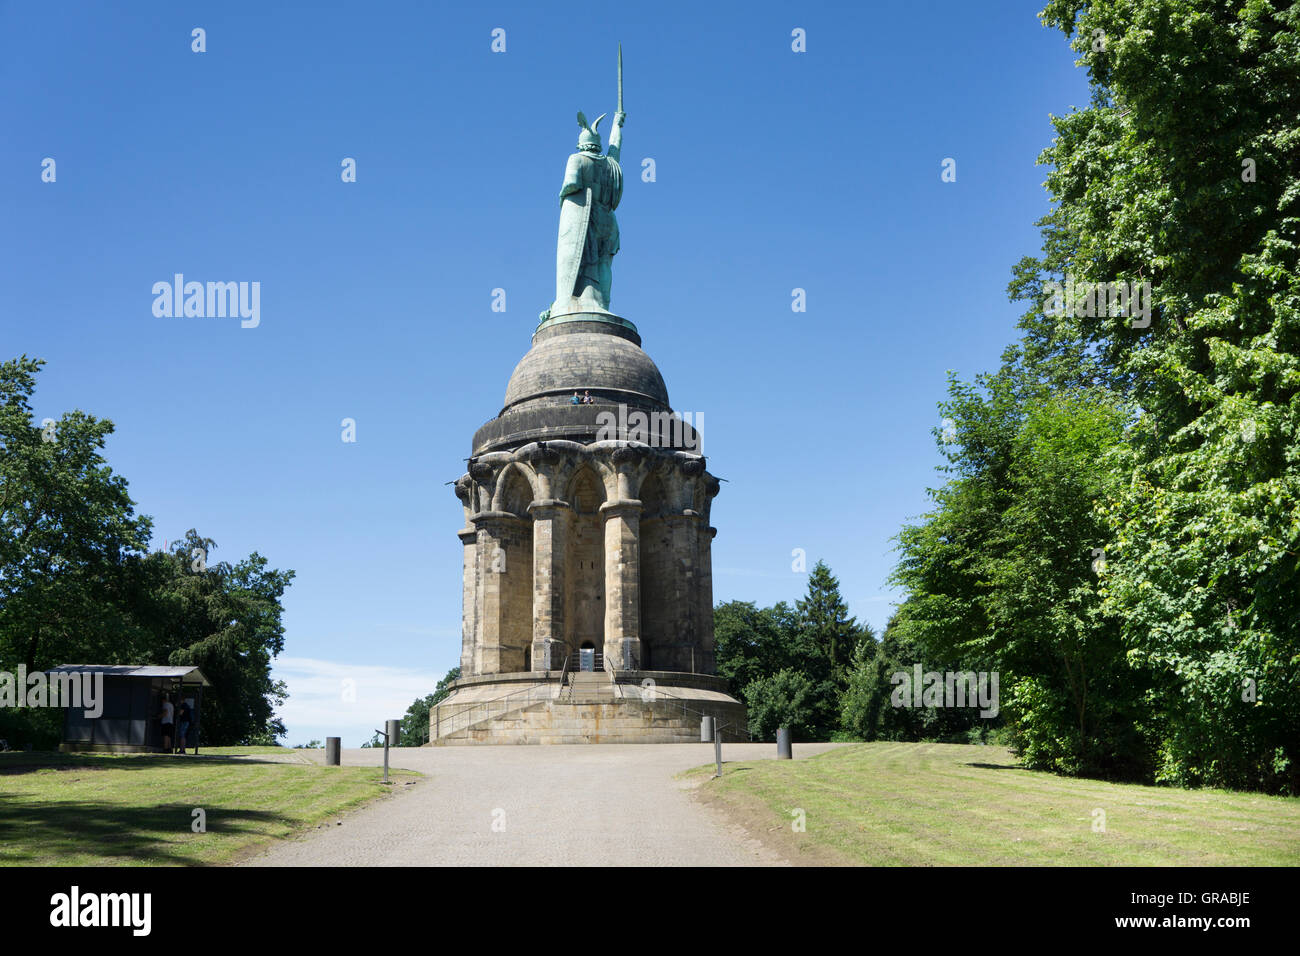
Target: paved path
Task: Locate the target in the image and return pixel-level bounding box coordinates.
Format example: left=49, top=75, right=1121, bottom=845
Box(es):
left=240, top=743, right=844, bottom=866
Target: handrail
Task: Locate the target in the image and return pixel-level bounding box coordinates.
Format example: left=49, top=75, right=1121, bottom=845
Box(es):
left=437, top=680, right=555, bottom=721
left=557, top=652, right=571, bottom=698
left=432, top=656, right=751, bottom=742
left=619, top=680, right=752, bottom=741
left=434, top=679, right=560, bottom=740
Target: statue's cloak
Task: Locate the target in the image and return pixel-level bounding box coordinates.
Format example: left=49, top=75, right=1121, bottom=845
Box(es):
left=555, top=151, right=622, bottom=307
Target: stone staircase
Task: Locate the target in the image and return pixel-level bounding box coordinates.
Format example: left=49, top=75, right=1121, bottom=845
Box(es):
left=433, top=672, right=747, bottom=745
left=567, top=670, right=616, bottom=702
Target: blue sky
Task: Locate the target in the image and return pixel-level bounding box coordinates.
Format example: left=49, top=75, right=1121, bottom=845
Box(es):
left=1, top=1, right=1090, bottom=745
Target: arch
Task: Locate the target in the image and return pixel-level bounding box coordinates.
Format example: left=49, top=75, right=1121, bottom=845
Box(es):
left=638, top=469, right=667, bottom=520
left=566, top=465, right=605, bottom=513
left=639, top=474, right=672, bottom=672
left=493, top=463, right=537, bottom=516
left=583, top=452, right=620, bottom=499
left=564, top=466, right=606, bottom=661
left=480, top=464, right=535, bottom=675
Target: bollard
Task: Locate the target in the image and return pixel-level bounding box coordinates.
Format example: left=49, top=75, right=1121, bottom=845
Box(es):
left=700, top=715, right=714, bottom=743
left=776, top=727, right=792, bottom=759
left=386, top=719, right=401, bottom=748
left=325, top=736, right=341, bottom=766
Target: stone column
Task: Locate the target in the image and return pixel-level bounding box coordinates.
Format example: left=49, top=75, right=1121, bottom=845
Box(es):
left=473, top=511, right=528, bottom=674
left=600, top=499, right=642, bottom=670
left=528, top=498, right=569, bottom=672
left=458, top=527, right=479, bottom=676
left=697, top=523, right=718, bottom=673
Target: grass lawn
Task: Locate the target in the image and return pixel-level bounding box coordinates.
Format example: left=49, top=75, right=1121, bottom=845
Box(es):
left=691, top=742, right=1300, bottom=866
left=0, top=748, right=418, bottom=866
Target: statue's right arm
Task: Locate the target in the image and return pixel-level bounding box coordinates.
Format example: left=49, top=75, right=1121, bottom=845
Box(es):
left=607, top=112, right=625, bottom=162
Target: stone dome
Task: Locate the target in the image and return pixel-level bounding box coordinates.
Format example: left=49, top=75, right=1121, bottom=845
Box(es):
left=501, top=318, right=669, bottom=414
left=471, top=314, right=693, bottom=455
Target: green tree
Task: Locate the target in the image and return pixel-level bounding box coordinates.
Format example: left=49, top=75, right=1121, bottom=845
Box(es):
left=743, top=669, right=820, bottom=742
left=133, top=532, right=294, bottom=746
left=891, top=365, right=1150, bottom=776
left=839, top=615, right=998, bottom=744
left=1008, top=0, right=1300, bottom=792
left=0, top=356, right=152, bottom=675
left=713, top=600, right=796, bottom=697
left=793, top=561, right=862, bottom=686
left=399, top=666, right=461, bottom=745
left=0, top=358, right=295, bottom=748
left=716, top=564, right=865, bottom=739
left=887, top=0, right=1300, bottom=792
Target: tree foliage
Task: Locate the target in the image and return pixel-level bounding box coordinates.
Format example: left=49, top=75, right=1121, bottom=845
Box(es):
left=0, top=357, right=294, bottom=747
left=398, top=666, right=461, bottom=746
left=890, top=0, right=1300, bottom=792
left=718, top=562, right=871, bottom=740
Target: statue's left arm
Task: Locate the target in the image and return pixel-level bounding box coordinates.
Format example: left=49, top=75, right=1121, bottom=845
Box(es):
left=559, top=153, right=585, bottom=199
left=607, top=111, right=626, bottom=163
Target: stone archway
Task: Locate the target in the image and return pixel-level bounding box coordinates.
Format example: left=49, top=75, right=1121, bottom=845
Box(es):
left=638, top=469, right=668, bottom=671
left=494, top=465, right=534, bottom=673
left=564, top=467, right=605, bottom=664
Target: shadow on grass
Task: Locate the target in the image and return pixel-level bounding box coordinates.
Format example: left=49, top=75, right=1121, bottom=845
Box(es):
left=0, top=752, right=300, bottom=773
left=964, top=761, right=1023, bottom=771
left=0, top=793, right=296, bottom=865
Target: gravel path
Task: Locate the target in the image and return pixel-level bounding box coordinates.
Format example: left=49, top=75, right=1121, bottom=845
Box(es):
left=240, top=742, right=844, bottom=866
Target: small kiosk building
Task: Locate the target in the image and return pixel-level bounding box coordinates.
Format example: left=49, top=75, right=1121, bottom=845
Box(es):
left=50, top=665, right=209, bottom=753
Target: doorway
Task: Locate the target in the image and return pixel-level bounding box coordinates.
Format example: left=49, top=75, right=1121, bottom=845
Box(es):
left=579, top=642, right=595, bottom=672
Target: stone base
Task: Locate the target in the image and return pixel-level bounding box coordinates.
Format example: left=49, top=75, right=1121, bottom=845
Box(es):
left=430, top=671, right=747, bottom=745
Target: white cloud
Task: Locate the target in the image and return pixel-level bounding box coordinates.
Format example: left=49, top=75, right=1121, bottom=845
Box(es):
left=270, top=656, right=444, bottom=747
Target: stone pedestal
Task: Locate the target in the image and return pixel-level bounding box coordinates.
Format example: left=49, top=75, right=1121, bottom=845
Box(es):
left=445, top=310, right=742, bottom=742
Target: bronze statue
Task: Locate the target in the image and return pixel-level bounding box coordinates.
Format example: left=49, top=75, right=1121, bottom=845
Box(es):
left=549, top=46, right=626, bottom=318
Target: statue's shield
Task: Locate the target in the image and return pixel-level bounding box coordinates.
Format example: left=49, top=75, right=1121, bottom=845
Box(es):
left=555, top=186, right=592, bottom=308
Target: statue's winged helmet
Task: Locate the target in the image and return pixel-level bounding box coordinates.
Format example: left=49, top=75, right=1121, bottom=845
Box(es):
left=576, top=111, right=606, bottom=152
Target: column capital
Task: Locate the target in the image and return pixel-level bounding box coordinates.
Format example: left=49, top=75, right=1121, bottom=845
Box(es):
left=527, top=498, right=571, bottom=516
left=599, top=498, right=642, bottom=519
left=665, top=509, right=705, bottom=523
left=472, top=510, right=529, bottom=527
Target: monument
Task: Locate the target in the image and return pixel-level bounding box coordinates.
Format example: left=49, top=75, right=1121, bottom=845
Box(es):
left=432, top=49, right=747, bottom=744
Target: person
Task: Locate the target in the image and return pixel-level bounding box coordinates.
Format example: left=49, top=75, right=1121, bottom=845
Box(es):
left=583, top=390, right=594, bottom=404
left=175, top=698, right=193, bottom=755
left=159, top=693, right=174, bottom=754
left=570, top=391, right=581, bottom=405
